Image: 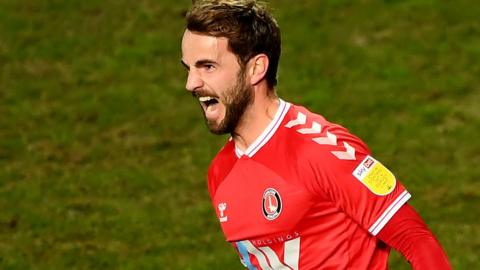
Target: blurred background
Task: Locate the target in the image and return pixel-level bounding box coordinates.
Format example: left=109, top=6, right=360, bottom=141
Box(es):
left=0, top=0, right=478, bottom=269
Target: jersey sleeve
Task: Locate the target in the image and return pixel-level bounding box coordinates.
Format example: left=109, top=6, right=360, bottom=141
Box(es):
left=377, top=204, right=452, bottom=269
left=305, top=124, right=411, bottom=236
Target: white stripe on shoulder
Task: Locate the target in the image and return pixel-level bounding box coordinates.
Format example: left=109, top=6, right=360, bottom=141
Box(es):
left=368, top=190, right=411, bottom=235
left=285, top=111, right=306, bottom=128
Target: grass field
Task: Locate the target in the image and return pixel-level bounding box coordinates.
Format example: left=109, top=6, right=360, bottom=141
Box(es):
left=0, top=0, right=479, bottom=269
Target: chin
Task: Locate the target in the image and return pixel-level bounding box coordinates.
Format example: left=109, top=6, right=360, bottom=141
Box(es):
left=206, top=120, right=224, bottom=135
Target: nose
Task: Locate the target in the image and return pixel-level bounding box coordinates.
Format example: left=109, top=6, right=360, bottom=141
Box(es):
left=185, top=69, right=203, bottom=92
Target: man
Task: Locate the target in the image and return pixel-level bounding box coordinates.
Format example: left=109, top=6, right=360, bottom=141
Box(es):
left=181, top=0, right=451, bottom=269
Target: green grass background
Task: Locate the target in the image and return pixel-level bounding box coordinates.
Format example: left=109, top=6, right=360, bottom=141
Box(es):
left=0, top=0, right=478, bottom=269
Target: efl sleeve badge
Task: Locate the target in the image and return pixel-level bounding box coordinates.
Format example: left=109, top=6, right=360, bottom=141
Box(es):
left=352, top=156, right=396, bottom=196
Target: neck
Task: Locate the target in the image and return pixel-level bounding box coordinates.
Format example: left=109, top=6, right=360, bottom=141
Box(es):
left=232, top=90, right=279, bottom=152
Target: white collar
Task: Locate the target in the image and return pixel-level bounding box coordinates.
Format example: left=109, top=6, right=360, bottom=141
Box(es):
left=235, top=99, right=290, bottom=158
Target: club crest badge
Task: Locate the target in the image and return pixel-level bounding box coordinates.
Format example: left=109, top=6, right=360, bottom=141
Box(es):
left=262, top=188, right=282, bottom=220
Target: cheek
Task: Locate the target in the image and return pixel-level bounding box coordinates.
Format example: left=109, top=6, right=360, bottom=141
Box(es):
left=206, top=69, right=242, bottom=100
left=216, top=70, right=240, bottom=89
left=217, top=83, right=236, bottom=101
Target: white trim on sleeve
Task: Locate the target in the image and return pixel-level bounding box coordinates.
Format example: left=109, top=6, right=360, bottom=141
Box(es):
left=368, top=190, right=411, bottom=236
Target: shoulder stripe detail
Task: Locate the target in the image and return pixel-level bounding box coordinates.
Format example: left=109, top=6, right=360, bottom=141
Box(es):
left=297, top=121, right=321, bottom=134
left=285, top=111, right=358, bottom=160
left=369, top=190, right=411, bottom=236
left=331, top=142, right=356, bottom=160
left=285, top=112, right=306, bottom=128
left=312, top=131, right=337, bottom=145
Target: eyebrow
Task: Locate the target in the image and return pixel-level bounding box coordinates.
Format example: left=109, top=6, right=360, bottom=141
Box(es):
left=181, top=59, right=218, bottom=70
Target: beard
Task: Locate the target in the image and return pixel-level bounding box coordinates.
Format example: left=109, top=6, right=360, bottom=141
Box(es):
left=206, top=69, right=253, bottom=135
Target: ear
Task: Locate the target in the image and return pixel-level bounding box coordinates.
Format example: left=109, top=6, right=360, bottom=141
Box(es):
left=248, top=54, right=269, bottom=86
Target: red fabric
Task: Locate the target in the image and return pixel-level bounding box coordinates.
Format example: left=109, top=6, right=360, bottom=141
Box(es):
left=377, top=204, right=451, bottom=269
left=208, top=101, right=411, bottom=269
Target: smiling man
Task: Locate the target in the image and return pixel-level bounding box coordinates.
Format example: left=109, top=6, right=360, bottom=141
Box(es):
left=180, top=1, right=451, bottom=269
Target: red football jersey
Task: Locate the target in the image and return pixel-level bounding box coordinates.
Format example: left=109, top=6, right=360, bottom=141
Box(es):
left=207, top=100, right=411, bottom=269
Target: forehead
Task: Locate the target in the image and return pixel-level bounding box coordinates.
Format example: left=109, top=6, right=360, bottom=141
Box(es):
left=181, top=30, right=235, bottom=65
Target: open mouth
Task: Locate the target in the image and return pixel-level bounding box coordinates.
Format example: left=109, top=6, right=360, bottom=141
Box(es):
left=199, top=96, right=219, bottom=109
left=197, top=96, right=222, bottom=120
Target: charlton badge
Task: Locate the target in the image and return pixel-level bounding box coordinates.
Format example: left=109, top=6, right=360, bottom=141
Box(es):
left=262, top=188, right=282, bottom=220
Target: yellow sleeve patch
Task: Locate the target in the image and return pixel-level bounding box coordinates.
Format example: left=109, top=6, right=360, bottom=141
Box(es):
left=352, top=156, right=396, bottom=196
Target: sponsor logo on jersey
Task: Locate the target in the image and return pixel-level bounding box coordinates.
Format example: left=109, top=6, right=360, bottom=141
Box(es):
left=250, top=231, right=300, bottom=246
left=218, top=202, right=228, bottom=222
left=363, top=157, right=375, bottom=168
left=352, top=156, right=396, bottom=196
left=262, top=188, right=282, bottom=220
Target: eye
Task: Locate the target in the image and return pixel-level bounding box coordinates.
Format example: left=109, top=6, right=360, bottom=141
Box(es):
left=204, top=64, right=215, bottom=71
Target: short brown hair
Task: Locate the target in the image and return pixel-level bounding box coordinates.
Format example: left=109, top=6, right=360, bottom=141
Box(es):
left=186, top=0, right=281, bottom=88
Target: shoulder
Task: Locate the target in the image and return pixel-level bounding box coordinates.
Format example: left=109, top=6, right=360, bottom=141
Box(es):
left=279, top=103, right=375, bottom=199
left=281, top=103, right=371, bottom=163
left=282, top=103, right=387, bottom=199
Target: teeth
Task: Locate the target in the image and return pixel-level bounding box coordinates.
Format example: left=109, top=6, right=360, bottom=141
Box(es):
left=199, top=96, right=215, bottom=102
